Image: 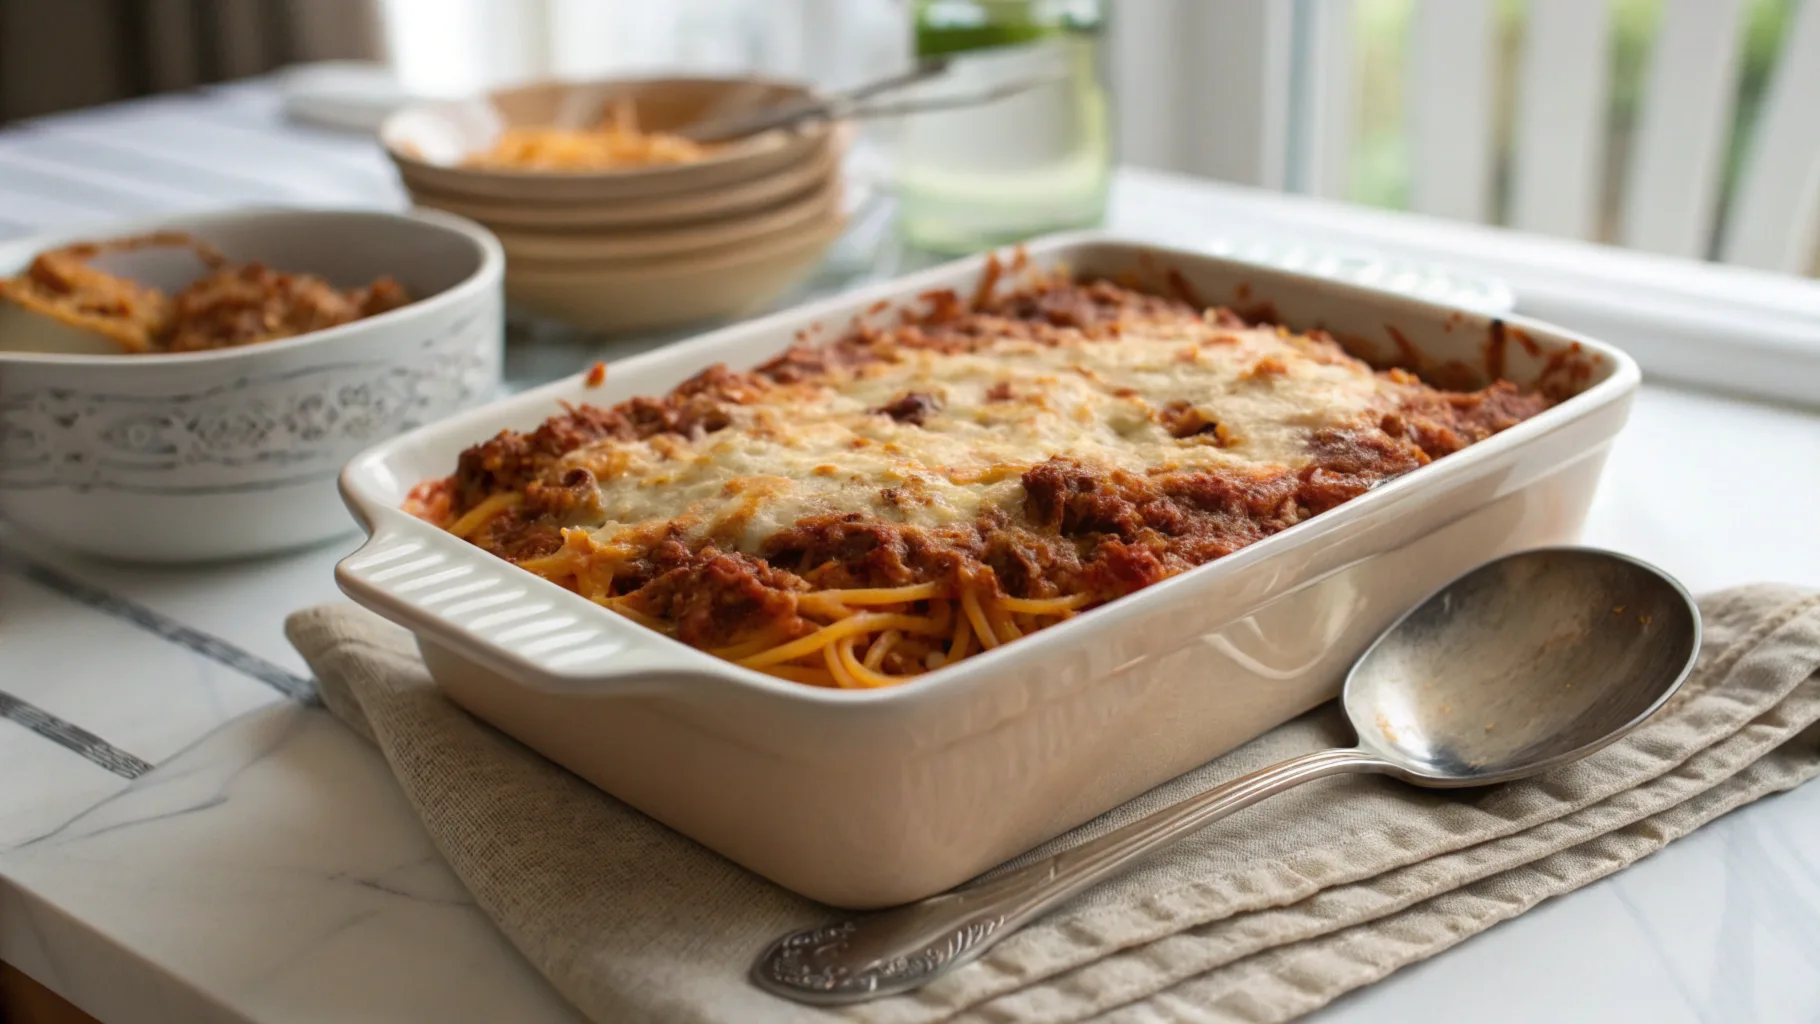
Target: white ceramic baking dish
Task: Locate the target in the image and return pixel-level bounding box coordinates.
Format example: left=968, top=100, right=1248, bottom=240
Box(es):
left=336, top=233, right=1638, bottom=909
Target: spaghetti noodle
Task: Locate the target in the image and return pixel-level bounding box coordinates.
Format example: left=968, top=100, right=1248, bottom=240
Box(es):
left=414, top=268, right=1552, bottom=688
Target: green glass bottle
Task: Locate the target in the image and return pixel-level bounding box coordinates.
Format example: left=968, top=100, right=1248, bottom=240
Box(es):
left=896, top=0, right=1111, bottom=255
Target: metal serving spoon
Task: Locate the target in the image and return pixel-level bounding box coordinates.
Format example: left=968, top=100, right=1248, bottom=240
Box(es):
left=752, top=547, right=1701, bottom=1005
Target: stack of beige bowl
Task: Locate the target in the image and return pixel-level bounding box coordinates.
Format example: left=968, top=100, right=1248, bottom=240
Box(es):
left=381, top=77, right=849, bottom=335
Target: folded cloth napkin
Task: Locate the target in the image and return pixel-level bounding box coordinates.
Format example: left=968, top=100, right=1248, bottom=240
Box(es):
left=286, top=585, right=1820, bottom=1024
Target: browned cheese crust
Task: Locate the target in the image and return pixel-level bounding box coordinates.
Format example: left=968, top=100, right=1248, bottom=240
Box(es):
left=419, top=276, right=1551, bottom=663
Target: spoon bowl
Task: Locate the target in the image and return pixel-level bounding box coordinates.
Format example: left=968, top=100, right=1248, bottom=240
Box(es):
left=753, top=547, right=1702, bottom=1005
left=1349, top=547, right=1701, bottom=787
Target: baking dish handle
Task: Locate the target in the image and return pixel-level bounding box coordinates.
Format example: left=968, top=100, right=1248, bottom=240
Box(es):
left=334, top=521, right=698, bottom=695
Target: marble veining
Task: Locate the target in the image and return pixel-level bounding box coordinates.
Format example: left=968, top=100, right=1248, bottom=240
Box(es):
left=1, top=704, right=586, bottom=1024
left=0, top=567, right=286, bottom=773
left=0, top=739, right=131, bottom=852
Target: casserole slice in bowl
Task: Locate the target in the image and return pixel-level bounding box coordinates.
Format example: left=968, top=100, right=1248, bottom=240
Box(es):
left=0, top=207, right=504, bottom=562
left=337, top=232, right=1636, bottom=908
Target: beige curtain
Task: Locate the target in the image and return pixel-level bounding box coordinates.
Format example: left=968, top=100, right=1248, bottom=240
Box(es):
left=0, top=0, right=383, bottom=123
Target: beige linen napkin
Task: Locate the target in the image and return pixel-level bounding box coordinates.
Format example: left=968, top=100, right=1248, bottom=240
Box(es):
left=286, top=585, right=1820, bottom=1024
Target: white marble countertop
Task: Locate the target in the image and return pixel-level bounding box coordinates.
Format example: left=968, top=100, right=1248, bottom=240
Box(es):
left=4, top=79, right=1820, bottom=1024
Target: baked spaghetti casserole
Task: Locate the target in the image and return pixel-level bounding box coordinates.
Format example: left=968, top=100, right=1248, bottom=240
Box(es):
left=410, top=267, right=1550, bottom=688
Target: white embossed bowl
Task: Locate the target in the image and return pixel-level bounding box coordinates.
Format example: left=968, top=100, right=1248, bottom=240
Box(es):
left=0, top=207, right=504, bottom=563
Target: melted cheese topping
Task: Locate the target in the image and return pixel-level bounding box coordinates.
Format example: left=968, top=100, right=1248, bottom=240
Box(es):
left=559, top=317, right=1420, bottom=551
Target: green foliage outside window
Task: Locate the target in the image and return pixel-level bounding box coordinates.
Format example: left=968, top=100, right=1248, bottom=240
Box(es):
left=1343, top=0, right=1798, bottom=262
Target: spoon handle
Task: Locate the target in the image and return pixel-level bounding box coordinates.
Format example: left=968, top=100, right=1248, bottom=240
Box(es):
left=752, top=746, right=1393, bottom=1005
left=679, top=60, right=952, bottom=143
